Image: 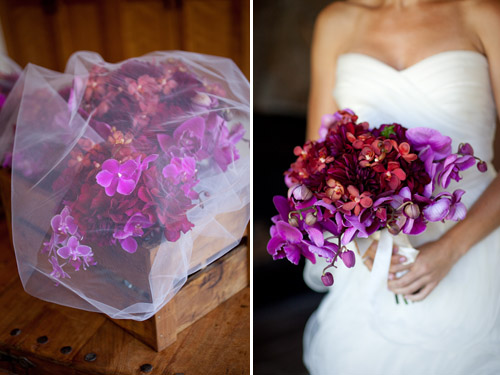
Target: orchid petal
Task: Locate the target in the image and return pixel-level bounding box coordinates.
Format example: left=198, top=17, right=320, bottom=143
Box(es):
left=105, top=179, right=118, bottom=196
left=57, top=246, right=71, bottom=259
left=76, top=245, right=92, bottom=256
left=121, top=237, right=138, bottom=253
left=283, top=244, right=301, bottom=265
left=305, top=226, right=324, bottom=247
left=96, top=170, right=114, bottom=188
left=423, top=199, right=450, bottom=222
left=308, top=244, right=336, bottom=261
left=276, top=221, right=303, bottom=243
left=102, top=159, right=120, bottom=173
left=273, top=196, right=291, bottom=222
left=117, top=178, right=136, bottom=195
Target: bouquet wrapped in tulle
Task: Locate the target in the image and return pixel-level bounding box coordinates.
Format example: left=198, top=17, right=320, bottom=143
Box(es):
left=267, top=110, right=486, bottom=286
left=2, top=51, right=249, bottom=320
left=0, top=54, right=21, bottom=167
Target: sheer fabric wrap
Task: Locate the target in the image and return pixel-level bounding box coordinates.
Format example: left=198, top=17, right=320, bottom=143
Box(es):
left=4, top=51, right=249, bottom=320
left=0, top=54, right=22, bottom=165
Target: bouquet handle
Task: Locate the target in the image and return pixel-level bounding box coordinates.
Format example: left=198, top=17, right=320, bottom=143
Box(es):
left=365, top=230, right=420, bottom=300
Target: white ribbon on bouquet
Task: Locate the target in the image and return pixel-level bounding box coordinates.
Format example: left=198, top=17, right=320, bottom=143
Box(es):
left=358, top=230, right=420, bottom=301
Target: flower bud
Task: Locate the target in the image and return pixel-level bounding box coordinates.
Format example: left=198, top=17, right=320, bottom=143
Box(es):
left=321, top=272, right=334, bottom=286
left=291, top=185, right=313, bottom=201
left=305, top=212, right=317, bottom=226
left=387, top=221, right=401, bottom=235
left=191, top=92, right=212, bottom=107
left=340, top=250, right=356, bottom=268
left=458, top=143, right=474, bottom=156
left=288, top=216, right=299, bottom=227
left=477, top=161, right=488, bottom=173
left=403, top=203, right=420, bottom=219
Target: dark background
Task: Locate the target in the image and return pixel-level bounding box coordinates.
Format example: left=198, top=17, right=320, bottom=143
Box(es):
left=253, top=1, right=331, bottom=374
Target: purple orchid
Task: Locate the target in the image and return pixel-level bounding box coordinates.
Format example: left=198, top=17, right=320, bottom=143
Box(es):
left=96, top=154, right=158, bottom=196
left=267, top=221, right=315, bottom=265
left=162, top=156, right=197, bottom=185
left=173, top=117, right=205, bottom=155
left=406, top=127, right=452, bottom=160
left=437, top=154, right=476, bottom=188
left=113, top=213, right=154, bottom=253
left=51, top=206, right=78, bottom=237
left=389, top=187, right=427, bottom=235
left=57, top=235, right=95, bottom=272
left=423, top=189, right=466, bottom=222
left=49, top=256, right=70, bottom=280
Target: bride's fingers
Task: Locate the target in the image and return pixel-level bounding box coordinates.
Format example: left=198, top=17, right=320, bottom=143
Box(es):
left=405, top=282, right=436, bottom=302
left=388, top=260, right=412, bottom=274
left=388, top=272, right=426, bottom=294
left=389, top=277, right=427, bottom=295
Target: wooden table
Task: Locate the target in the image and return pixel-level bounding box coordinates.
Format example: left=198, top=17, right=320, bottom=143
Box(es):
left=0, top=219, right=250, bottom=375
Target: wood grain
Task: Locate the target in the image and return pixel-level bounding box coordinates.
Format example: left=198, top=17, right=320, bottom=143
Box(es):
left=0, top=0, right=250, bottom=78
left=0, top=216, right=250, bottom=374
left=111, top=238, right=249, bottom=351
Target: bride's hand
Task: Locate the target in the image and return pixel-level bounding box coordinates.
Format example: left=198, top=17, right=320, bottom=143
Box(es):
left=387, top=238, right=462, bottom=301
left=362, top=240, right=411, bottom=280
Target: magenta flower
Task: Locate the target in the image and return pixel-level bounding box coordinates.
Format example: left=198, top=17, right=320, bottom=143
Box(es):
left=406, top=127, right=452, bottom=160
left=113, top=213, right=154, bottom=253
left=96, top=159, right=140, bottom=196
left=173, top=117, right=205, bottom=155
left=437, top=154, right=475, bottom=188
left=96, top=155, right=157, bottom=197
left=57, top=236, right=93, bottom=261
left=162, top=157, right=197, bottom=185
left=51, top=206, right=78, bottom=237
left=423, top=190, right=466, bottom=222
left=267, top=221, right=315, bottom=265
left=49, top=256, right=70, bottom=280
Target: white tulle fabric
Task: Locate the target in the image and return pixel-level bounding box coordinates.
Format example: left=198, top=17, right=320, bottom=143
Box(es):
left=303, top=51, right=500, bottom=374
left=5, top=51, right=249, bottom=321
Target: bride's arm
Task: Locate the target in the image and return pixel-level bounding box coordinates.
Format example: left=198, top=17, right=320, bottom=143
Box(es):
left=306, top=3, right=353, bottom=140
left=388, top=1, right=500, bottom=301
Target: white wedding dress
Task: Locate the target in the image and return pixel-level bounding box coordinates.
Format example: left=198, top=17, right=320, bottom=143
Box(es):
left=303, top=51, right=500, bottom=375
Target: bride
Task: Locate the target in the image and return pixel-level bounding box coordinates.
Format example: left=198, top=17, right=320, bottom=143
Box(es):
left=303, top=0, right=500, bottom=374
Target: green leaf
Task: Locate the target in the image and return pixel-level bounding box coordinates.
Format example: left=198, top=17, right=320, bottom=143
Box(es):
left=381, top=125, right=396, bottom=138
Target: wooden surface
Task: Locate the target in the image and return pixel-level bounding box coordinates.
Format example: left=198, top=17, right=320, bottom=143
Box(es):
left=0, top=218, right=250, bottom=375
left=0, top=0, right=250, bottom=79
left=112, top=239, right=249, bottom=351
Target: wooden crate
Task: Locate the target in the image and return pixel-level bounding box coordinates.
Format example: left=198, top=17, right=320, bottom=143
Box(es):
left=0, top=168, right=250, bottom=352
left=111, top=236, right=249, bottom=351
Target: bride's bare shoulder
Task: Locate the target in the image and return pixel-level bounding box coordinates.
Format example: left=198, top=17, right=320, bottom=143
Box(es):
left=314, top=1, right=365, bottom=38
left=463, top=0, right=500, bottom=52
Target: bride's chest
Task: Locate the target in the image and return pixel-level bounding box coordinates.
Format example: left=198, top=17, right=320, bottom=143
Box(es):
left=346, top=5, right=478, bottom=71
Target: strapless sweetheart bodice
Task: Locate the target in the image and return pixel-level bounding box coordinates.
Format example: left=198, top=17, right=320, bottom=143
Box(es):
left=334, top=50, right=497, bottom=163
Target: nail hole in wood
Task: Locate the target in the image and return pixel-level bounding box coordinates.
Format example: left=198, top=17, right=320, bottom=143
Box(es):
left=60, top=346, right=72, bottom=354
left=84, top=352, right=97, bottom=362
left=36, top=336, right=48, bottom=344
left=140, top=363, right=153, bottom=373
left=10, top=328, right=21, bottom=336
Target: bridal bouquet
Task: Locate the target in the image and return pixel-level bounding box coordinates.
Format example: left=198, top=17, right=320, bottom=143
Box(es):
left=3, top=51, right=249, bottom=320
left=267, top=109, right=486, bottom=286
